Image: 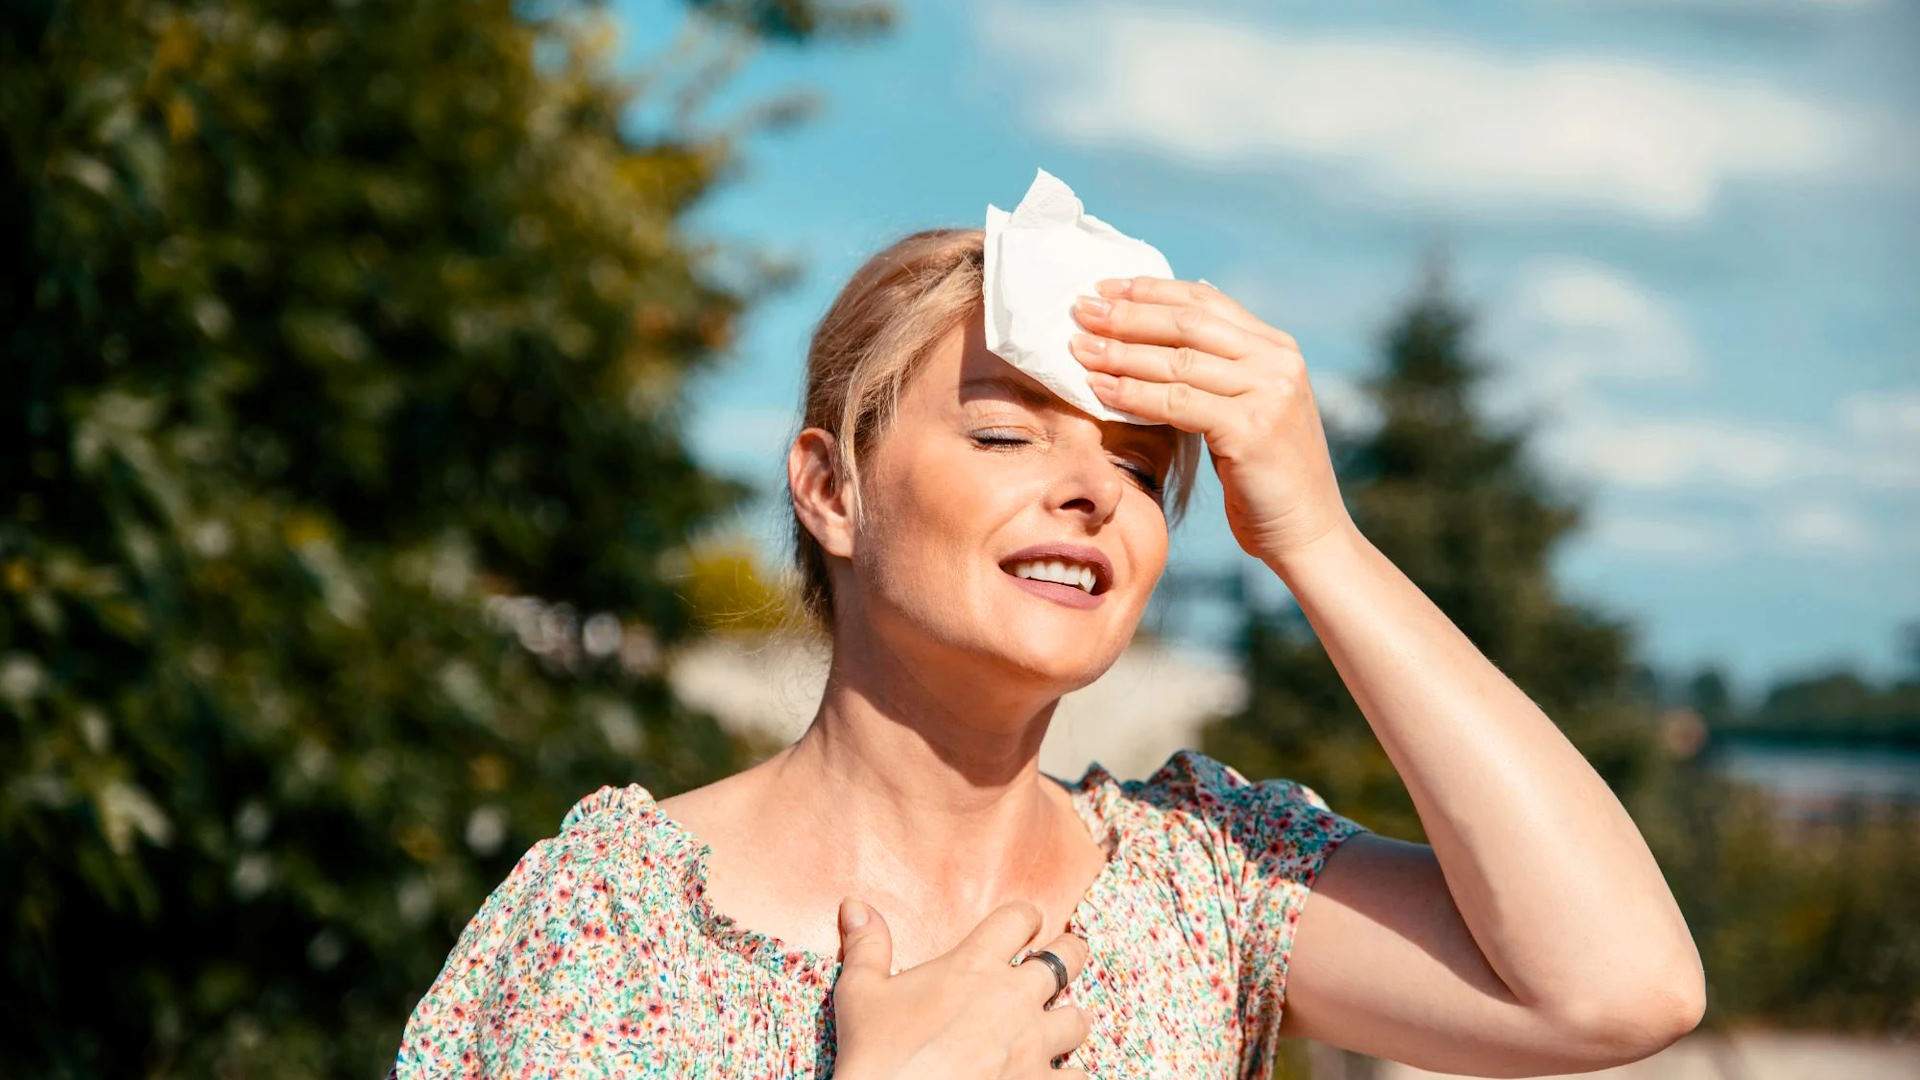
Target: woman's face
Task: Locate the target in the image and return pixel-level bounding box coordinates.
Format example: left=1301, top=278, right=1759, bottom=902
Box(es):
left=826, top=310, right=1177, bottom=691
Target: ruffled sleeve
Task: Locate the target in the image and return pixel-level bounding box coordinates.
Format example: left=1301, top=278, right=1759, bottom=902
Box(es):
left=393, top=785, right=660, bottom=1079
left=1133, top=751, right=1370, bottom=1026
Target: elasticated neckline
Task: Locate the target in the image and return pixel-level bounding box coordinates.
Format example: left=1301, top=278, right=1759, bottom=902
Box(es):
left=636, top=760, right=1129, bottom=991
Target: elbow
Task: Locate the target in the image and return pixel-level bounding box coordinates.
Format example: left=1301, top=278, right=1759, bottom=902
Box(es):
left=1546, top=953, right=1707, bottom=1067
left=1632, top=961, right=1707, bottom=1052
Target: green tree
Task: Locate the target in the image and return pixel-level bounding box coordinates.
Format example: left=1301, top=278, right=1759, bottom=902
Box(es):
left=1651, top=650, right=1920, bottom=1032
left=1205, top=258, right=1663, bottom=842
left=1, top=0, right=886, bottom=1075
left=1721, top=667, right=1920, bottom=747
left=1638, top=752, right=1920, bottom=1033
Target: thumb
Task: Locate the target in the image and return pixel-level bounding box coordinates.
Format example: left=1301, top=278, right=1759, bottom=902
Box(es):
left=837, top=896, right=893, bottom=976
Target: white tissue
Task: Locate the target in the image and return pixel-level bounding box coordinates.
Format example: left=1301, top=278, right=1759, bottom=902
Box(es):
left=983, top=168, right=1176, bottom=425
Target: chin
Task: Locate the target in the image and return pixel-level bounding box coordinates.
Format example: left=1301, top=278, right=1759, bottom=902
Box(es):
left=991, top=626, right=1130, bottom=691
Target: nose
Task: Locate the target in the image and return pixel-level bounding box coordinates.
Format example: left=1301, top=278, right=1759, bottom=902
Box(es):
left=1047, top=430, right=1126, bottom=524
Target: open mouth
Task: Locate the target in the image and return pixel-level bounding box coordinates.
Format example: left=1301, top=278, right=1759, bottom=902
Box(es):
left=998, top=556, right=1111, bottom=597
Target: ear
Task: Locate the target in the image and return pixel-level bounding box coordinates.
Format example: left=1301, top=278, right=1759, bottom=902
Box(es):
left=789, top=427, right=856, bottom=560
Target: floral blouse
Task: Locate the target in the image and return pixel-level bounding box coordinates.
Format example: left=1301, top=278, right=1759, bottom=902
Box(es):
left=392, top=748, right=1369, bottom=1078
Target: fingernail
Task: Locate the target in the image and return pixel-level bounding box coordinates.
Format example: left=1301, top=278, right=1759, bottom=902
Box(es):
left=840, top=898, right=868, bottom=931
left=1087, top=372, right=1118, bottom=393
left=1074, top=296, right=1111, bottom=318
left=1095, top=278, right=1130, bottom=297
left=1071, top=333, right=1108, bottom=355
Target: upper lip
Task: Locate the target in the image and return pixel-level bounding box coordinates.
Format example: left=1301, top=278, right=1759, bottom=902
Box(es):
left=999, top=543, right=1114, bottom=596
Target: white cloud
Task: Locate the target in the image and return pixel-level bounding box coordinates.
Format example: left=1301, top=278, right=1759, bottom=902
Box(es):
left=1582, top=499, right=1899, bottom=566
left=1581, top=500, right=1900, bottom=563
left=1839, top=387, right=1920, bottom=441
left=1535, top=413, right=1838, bottom=490
left=1305, top=371, right=1380, bottom=435
left=1477, top=260, right=1809, bottom=491
left=1503, top=374, right=1916, bottom=563
left=1836, top=388, right=1920, bottom=490
left=980, top=7, right=1906, bottom=221
left=1526, top=402, right=1920, bottom=498
left=1551, top=0, right=1884, bottom=12
left=1776, top=502, right=1879, bottom=554
left=1483, top=257, right=1703, bottom=415
left=1479, top=255, right=1919, bottom=504
left=1588, top=513, right=1736, bottom=560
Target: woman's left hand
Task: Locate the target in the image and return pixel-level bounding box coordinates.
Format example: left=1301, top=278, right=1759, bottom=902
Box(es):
left=1069, top=276, right=1355, bottom=567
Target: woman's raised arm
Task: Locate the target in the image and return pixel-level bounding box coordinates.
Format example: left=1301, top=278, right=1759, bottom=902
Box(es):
left=1069, top=274, right=1703, bottom=1076
left=1266, top=524, right=1703, bottom=1076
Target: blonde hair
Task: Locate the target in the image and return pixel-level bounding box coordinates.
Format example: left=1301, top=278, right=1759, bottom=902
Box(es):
left=786, top=227, right=1203, bottom=633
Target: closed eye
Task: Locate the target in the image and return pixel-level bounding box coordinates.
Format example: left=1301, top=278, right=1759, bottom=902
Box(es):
left=971, top=433, right=1163, bottom=494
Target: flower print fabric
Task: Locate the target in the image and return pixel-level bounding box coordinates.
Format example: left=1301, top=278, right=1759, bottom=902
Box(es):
left=392, top=748, right=1369, bottom=1079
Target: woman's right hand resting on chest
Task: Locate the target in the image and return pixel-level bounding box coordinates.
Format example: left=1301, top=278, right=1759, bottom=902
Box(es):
left=830, top=897, right=1094, bottom=1079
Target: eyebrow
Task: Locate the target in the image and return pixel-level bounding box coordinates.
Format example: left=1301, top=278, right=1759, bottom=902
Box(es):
left=960, top=374, right=1058, bottom=410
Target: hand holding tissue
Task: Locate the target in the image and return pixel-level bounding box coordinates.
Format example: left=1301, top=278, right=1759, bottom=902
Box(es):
left=984, top=168, right=1183, bottom=426
left=980, top=167, right=1356, bottom=566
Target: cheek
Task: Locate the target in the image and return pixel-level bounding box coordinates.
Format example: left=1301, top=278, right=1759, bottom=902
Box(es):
left=1112, top=493, right=1171, bottom=598
left=902, top=437, right=1009, bottom=527
left=1133, top=528, right=1171, bottom=595
left=859, top=451, right=995, bottom=592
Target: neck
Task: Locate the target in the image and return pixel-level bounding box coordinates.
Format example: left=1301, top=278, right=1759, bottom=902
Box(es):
left=762, top=622, right=1076, bottom=912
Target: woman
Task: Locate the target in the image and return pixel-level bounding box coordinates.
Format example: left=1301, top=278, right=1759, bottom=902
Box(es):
left=393, top=229, right=1705, bottom=1078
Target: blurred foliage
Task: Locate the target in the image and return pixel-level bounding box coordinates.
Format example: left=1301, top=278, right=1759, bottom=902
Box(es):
left=688, top=0, right=894, bottom=41
left=0, top=0, right=884, bottom=1075
left=668, top=532, right=805, bottom=635
left=1207, top=258, right=1920, bottom=1042
left=1652, top=658, right=1920, bottom=1032
left=1638, top=758, right=1920, bottom=1034
left=1697, top=665, right=1920, bottom=749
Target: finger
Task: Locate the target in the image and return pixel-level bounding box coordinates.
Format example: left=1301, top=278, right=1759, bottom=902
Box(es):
left=1036, top=929, right=1091, bottom=983
left=836, top=897, right=893, bottom=983
left=1038, top=1004, right=1094, bottom=1062
left=958, top=899, right=1045, bottom=969
left=1073, top=293, right=1268, bottom=363
left=1087, top=370, right=1238, bottom=436
left=1013, top=930, right=1089, bottom=1006
left=1096, top=275, right=1298, bottom=351
left=1071, top=334, right=1255, bottom=398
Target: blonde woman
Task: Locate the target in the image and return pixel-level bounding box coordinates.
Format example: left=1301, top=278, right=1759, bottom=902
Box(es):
left=393, top=229, right=1704, bottom=1078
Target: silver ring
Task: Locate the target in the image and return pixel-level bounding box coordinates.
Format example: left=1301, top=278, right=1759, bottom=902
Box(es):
left=1012, top=947, right=1070, bottom=1003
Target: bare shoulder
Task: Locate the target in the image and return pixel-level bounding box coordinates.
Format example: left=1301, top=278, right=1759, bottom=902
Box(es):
left=651, top=761, right=853, bottom=957
left=653, top=767, right=762, bottom=845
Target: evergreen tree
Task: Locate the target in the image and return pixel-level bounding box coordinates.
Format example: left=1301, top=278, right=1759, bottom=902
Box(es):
left=1203, top=257, right=1662, bottom=842
left=0, top=1, right=886, bottom=1075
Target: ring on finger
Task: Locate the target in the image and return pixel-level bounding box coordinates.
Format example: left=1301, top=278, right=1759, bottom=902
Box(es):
left=1012, top=947, right=1071, bottom=1005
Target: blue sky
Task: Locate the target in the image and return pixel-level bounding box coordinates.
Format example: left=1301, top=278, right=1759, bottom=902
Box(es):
left=613, top=0, right=1918, bottom=701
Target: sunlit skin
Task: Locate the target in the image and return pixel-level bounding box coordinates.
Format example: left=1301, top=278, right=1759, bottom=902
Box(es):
left=657, top=310, right=1175, bottom=977
left=659, top=277, right=1706, bottom=1076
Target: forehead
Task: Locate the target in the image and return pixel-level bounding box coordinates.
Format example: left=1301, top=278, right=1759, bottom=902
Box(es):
left=915, top=314, right=1179, bottom=456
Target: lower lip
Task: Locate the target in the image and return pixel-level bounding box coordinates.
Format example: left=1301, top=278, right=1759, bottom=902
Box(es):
left=1004, top=572, right=1104, bottom=609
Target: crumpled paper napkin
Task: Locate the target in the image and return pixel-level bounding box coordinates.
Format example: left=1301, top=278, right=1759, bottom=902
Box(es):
left=983, top=167, right=1194, bottom=425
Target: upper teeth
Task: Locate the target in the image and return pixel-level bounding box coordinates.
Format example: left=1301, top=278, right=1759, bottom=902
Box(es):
left=1010, top=559, right=1098, bottom=593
